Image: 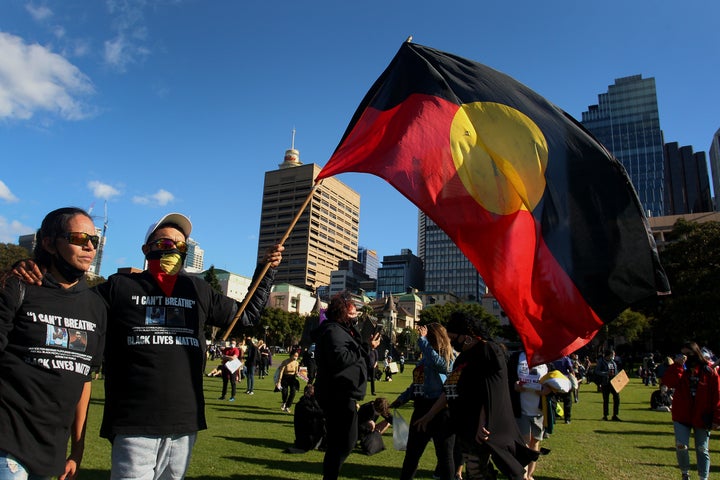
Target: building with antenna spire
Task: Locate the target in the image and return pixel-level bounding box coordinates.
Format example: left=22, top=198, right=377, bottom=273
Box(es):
left=256, top=132, right=360, bottom=291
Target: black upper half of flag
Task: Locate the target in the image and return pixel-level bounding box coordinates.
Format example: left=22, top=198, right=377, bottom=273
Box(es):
left=332, top=41, right=670, bottom=321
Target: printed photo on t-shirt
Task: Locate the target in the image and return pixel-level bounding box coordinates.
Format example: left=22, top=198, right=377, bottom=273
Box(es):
left=166, top=307, right=185, bottom=327
left=146, top=306, right=166, bottom=326
left=46, top=325, right=68, bottom=348
left=68, top=330, right=88, bottom=352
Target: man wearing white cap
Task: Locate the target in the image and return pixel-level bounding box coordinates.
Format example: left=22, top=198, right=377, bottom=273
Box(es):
left=16, top=212, right=283, bottom=479
left=97, top=213, right=282, bottom=479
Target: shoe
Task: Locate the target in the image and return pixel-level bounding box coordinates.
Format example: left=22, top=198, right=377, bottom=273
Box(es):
left=611, top=416, right=622, bottom=421
left=245, top=390, right=250, bottom=394
left=285, top=407, right=292, bottom=413
left=248, top=391, right=254, bottom=395
left=681, top=474, right=690, bottom=480
left=564, top=419, right=571, bottom=424
left=602, top=416, right=608, bottom=421
left=218, top=396, right=225, bottom=400
left=229, top=397, right=235, bottom=402
left=281, top=403, right=286, bottom=411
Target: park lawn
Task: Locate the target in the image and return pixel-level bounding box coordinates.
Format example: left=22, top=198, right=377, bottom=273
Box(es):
left=77, top=369, right=719, bottom=479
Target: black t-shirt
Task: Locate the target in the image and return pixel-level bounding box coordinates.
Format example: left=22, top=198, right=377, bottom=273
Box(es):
left=0, top=276, right=107, bottom=476
left=96, top=269, right=271, bottom=437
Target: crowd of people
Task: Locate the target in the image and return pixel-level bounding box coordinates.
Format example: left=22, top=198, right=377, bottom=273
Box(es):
left=2, top=208, right=719, bottom=480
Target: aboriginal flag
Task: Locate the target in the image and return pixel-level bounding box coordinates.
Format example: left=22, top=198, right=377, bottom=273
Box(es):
left=316, top=42, right=670, bottom=366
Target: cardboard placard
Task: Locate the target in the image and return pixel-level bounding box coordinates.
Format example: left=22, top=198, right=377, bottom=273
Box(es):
left=610, top=369, right=629, bottom=393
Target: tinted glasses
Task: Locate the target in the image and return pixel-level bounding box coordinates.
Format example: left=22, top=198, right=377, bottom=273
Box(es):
left=148, top=238, right=188, bottom=254
left=64, top=232, right=100, bottom=249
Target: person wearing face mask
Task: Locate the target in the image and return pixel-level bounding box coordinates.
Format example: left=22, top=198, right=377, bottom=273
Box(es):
left=313, top=291, right=381, bottom=480
left=0, top=207, right=107, bottom=480
left=663, top=342, right=720, bottom=480
left=13, top=212, right=283, bottom=480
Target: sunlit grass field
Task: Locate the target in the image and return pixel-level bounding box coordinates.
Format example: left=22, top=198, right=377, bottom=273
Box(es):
left=75, top=368, right=719, bottom=479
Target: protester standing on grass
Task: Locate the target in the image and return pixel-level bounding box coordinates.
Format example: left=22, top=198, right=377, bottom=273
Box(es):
left=662, top=341, right=720, bottom=480
left=391, top=322, right=456, bottom=480
left=416, top=312, right=538, bottom=480
left=0, top=207, right=107, bottom=480
left=594, top=349, right=622, bottom=421
left=277, top=349, right=301, bottom=413
left=314, top=292, right=381, bottom=480
left=219, top=338, right=241, bottom=401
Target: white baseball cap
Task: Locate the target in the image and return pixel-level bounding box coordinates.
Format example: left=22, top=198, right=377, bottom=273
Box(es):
left=144, top=213, right=193, bottom=244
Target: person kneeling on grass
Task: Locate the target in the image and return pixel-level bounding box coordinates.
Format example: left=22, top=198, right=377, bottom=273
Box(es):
left=285, top=385, right=326, bottom=453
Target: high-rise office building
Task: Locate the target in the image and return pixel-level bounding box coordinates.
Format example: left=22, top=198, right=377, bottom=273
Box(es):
left=418, top=212, right=486, bottom=301
left=357, top=246, right=379, bottom=279
left=257, top=146, right=360, bottom=290
left=376, top=248, right=424, bottom=295
left=87, top=225, right=105, bottom=276
left=663, top=142, right=713, bottom=215
left=710, top=128, right=720, bottom=211
left=581, top=75, right=666, bottom=217
left=184, top=238, right=205, bottom=272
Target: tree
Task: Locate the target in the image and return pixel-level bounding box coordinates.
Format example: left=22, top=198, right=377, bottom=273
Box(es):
left=259, top=307, right=304, bottom=349
left=0, top=243, right=31, bottom=272
left=418, top=303, right=500, bottom=337
left=650, top=219, right=720, bottom=351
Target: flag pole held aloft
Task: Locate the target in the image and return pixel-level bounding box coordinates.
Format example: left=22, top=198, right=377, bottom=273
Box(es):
left=221, top=180, right=323, bottom=341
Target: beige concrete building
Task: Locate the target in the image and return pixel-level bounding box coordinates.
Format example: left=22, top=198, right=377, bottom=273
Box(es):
left=256, top=146, right=360, bottom=291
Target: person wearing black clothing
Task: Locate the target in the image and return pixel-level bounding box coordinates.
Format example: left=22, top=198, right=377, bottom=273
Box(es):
left=244, top=337, right=258, bottom=394
left=291, top=385, right=326, bottom=452
left=595, top=349, right=622, bottom=421
left=367, top=344, right=378, bottom=395
left=314, top=292, right=381, bottom=480
left=302, top=343, right=318, bottom=385
left=0, top=207, right=107, bottom=479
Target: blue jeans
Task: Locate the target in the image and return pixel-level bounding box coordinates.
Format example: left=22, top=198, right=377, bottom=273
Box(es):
left=674, top=421, right=710, bottom=478
left=0, top=452, right=50, bottom=480
left=110, top=433, right=197, bottom=480
left=246, top=365, right=255, bottom=392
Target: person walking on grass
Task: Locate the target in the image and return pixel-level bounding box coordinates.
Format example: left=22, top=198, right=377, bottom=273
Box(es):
left=663, top=341, right=720, bottom=480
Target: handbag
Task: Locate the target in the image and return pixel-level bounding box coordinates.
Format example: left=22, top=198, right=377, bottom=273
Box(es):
left=360, top=430, right=385, bottom=455
left=392, top=409, right=409, bottom=451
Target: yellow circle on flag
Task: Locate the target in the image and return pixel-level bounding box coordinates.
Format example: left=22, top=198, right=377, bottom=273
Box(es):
left=450, top=102, right=548, bottom=215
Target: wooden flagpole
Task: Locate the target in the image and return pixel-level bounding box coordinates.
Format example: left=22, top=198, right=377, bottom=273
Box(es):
left=221, top=180, right=322, bottom=341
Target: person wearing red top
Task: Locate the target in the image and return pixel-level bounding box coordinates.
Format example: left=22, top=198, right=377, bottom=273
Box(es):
left=219, top=339, right=241, bottom=401
left=662, top=341, right=720, bottom=480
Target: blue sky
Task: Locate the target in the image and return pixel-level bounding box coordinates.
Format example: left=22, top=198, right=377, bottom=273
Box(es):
left=1, top=1, right=718, bottom=278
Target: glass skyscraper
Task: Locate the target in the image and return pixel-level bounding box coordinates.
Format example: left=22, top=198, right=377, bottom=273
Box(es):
left=417, top=212, right=486, bottom=302
left=581, top=75, right=666, bottom=217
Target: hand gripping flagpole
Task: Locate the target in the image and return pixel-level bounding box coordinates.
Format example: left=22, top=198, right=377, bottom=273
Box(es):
left=221, top=179, right=324, bottom=341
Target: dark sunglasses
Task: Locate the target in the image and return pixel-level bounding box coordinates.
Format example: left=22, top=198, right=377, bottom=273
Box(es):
left=148, top=238, right=188, bottom=254
left=64, top=232, right=100, bottom=249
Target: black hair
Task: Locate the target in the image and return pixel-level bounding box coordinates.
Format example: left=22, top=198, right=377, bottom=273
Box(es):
left=148, top=222, right=187, bottom=242
left=33, top=207, right=93, bottom=268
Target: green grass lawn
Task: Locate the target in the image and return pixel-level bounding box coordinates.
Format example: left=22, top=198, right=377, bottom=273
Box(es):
left=76, top=369, right=719, bottom=479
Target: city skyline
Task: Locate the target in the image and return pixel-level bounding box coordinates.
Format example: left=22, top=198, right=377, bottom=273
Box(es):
left=1, top=1, right=717, bottom=278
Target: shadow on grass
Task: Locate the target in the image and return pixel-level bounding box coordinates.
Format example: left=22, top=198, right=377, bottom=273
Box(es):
left=219, top=455, right=403, bottom=480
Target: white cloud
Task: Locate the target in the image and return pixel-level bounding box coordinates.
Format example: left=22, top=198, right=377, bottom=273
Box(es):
left=88, top=180, right=121, bottom=199
left=0, top=32, right=96, bottom=121
left=103, top=0, right=151, bottom=72
left=25, top=4, right=54, bottom=22
left=0, top=216, right=34, bottom=243
left=0, top=180, right=19, bottom=203
left=132, top=189, right=175, bottom=206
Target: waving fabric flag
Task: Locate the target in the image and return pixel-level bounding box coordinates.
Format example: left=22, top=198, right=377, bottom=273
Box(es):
left=316, top=41, right=670, bottom=366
